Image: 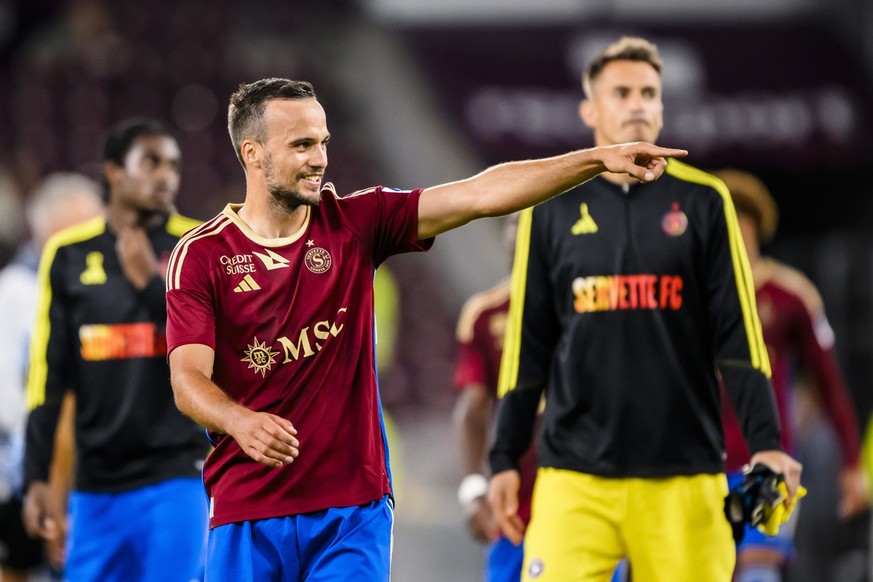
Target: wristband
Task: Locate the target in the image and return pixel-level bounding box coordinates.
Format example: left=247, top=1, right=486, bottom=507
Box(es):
left=457, top=473, right=489, bottom=508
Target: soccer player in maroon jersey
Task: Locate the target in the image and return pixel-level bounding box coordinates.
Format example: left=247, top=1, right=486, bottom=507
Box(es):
left=164, top=77, right=686, bottom=581
left=453, top=213, right=536, bottom=581
left=715, top=169, right=867, bottom=582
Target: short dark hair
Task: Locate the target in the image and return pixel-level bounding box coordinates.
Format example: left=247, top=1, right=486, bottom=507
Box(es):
left=583, top=36, right=663, bottom=99
left=227, top=78, right=317, bottom=167
left=100, top=119, right=176, bottom=199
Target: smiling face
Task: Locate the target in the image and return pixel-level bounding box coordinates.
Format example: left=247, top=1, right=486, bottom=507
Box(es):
left=107, top=133, right=181, bottom=214
left=579, top=59, right=664, bottom=147
left=245, top=97, right=330, bottom=212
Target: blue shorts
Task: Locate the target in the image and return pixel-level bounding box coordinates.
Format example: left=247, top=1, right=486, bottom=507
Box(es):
left=487, top=536, right=524, bottom=582
left=66, top=477, right=208, bottom=582
left=727, top=471, right=795, bottom=560
left=206, top=495, right=394, bottom=582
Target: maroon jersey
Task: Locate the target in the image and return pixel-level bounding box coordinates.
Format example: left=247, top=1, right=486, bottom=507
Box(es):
left=722, top=258, right=860, bottom=472
left=166, top=184, right=432, bottom=527
left=454, top=279, right=538, bottom=523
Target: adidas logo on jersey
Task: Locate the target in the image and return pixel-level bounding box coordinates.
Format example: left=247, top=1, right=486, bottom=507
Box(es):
left=80, top=252, right=107, bottom=285
left=233, top=274, right=261, bottom=293
left=571, top=203, right=598, bottom=235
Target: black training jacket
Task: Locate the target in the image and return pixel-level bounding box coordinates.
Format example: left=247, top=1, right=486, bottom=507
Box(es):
left=24, top=214, right=208, bottom=492
left=491, top=159, right=781, bottom=478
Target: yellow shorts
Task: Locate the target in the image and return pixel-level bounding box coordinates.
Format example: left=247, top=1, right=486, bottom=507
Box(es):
left=522, top=468, right=735, bottom=582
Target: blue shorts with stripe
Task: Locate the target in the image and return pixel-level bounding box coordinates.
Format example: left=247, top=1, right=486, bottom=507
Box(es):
left=206, top=495, right=394, bottom=582
left=65, top=477, right=208, bottom=582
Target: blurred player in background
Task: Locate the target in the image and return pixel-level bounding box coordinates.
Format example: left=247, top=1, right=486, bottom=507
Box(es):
left=714, top=168, right=867, bottom=582
left=488, top=36, right=802, bottom=582
left=22, top=120, right=209, bottom=582
left=453, top=213, right=539, bottom=581
left=0, top=173, right=103, bottom=582
left=165, top=77, right=684, bottom=581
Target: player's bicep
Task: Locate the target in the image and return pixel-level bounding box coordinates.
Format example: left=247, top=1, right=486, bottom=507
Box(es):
left=418, top=181, right=481, bottom=240
left=168, top=343, right=238, bottom=434
left=169, top=344, right=215, bottom=412
left=170, top=344, right=215, bottom=379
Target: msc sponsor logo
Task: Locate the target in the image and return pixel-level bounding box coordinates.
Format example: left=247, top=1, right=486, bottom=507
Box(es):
left=241, top=338, right=280, bottom=376
left=572, top=274, right=683, bottom=313
left=79, top=322, right=167, bottom=360
left=240, top=307, right=348, bottom=376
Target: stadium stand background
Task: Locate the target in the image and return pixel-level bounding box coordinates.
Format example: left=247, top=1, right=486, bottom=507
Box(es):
left=1, top=1, right=872, bottom=579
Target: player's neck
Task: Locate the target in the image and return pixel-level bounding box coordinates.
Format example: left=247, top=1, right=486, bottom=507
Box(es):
left=106, top=203, right=166, bottom=233
left=237, top=200, right=308, bottom=239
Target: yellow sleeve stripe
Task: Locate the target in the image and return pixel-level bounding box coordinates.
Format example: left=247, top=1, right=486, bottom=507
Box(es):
left=26, top=243, right=55, bottom=409
left=26, top=218, right=106, bottom=409
left=167, top=213, right=203, bottom=237
left=667, top=160, right=770, bottom=377
left=167, top=214, right=232, bottom=291
left=497, top=207, right=534, bottom=397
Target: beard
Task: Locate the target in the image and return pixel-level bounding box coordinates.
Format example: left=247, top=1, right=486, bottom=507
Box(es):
left=267, top=182, right=320, bottom=213
left=263, top=153, right=321, bottom=213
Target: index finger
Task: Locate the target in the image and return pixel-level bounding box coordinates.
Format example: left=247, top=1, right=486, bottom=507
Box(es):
left=643, top=144, right=688, bottom=158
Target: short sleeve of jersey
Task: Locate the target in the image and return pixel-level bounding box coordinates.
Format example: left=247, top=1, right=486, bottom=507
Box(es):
left=341, top=187, right=433, bottom=266
left=165, top=242, right=216, bottom=355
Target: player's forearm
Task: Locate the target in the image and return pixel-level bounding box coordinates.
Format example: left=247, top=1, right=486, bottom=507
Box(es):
left=811, top=354, right=862, bottom=464
left=720, top=364, right=783, bottom=454
left=457, top=398, right=491, bottom=475
left=453, top=386, right=493, bottom=474
left=24, top=402, right=62, bottom=486
left=464, top=148, right=608, bottom=216
left=419, top=142, right=683, bottom=239
left=489, top=386, right=542, bottom=474
left=419, top=148, right=606, bottom=239
left=171, top=369, right=248, bottom=435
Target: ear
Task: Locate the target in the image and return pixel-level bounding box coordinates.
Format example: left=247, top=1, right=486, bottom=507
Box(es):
left=241, top=139, right=261, bottom=169
left=579, top=99, right=596, bottom=130
left=103, top=160, right=122, bottom=188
